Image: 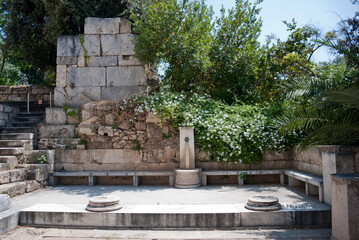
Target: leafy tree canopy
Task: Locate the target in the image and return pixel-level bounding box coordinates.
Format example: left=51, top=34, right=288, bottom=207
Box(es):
left=0, top=0, right=129, bottom=85
left=131, top=0, right=265, bottom=104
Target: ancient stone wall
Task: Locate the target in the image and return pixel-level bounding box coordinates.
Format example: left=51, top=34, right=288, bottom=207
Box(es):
left=0, top=104, right=17, bottom=126
left=0, top=85, right=54, bottom=103
left=55, top=18, right=149, bottom=107
left=39, top=101, right=293, bottom=175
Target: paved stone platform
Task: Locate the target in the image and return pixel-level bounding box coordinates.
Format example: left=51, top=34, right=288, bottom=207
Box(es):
left=1, top=185, right=331, bottom=235
left=1, top=226, right=332, bottom=240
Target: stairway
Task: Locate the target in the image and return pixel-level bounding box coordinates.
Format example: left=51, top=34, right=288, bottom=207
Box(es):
left=0, top=102, right=47, bottom=168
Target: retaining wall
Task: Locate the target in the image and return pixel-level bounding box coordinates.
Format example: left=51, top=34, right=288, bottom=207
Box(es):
left=0, top=104, right=17, bottom=126
left=0, top=85, right=54, bottom=103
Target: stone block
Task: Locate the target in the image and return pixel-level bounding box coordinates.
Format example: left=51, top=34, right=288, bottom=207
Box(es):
left=56, top=65, right=67, bottom=88
left=54, top=86, right=102, bottom=107
left=82, top=102, right=98, bottom=122
left=9, top=169, right=26, bottom=183
left=67, top=67, right=106, bottom=87
left=39, top=124, right=75, bottom=139
left=331, top=173, right=359, bottom=240
left=57, top=163, right=84, bottom=172
left=101, top=34, right=122, bottom=56
left=22, top=150, right=55, bottom=165
left=118, top=55, right=142, bottom=66
left=78, top=56, right=118, bottom=67
left=79, top=35, right=101, bottom=56
left=101, top=86, right=147, bottom=102
left=106, top=66, right=146, bottom=87
left=78, top=122, right=99, bottom=136
left=27, top=165, right=50, bottom=181
left=4, top=156, right=19, bottom=170
left=3, top=106, right=13, bottom=113
left=0, top=182, right=26, bottom=197
left=98, top=126, right=114, bottom=137
left=57, top=35, right=81, bottom=57
left=322, top=152, right=354, bottom=205
left=56, top=56, right=78, bottom=65
left=25, top=180, right=41, bottom=193
left=55, top=149, right=141, bottom=165
left=0, top=171, right=10, bottom=184
left=46, top=107, right=67, bottom=125
left=84, top=17, right=120, bottom=34
left=147, top=123, right=163, bottom=139
left=120, top=19, right=131, bottom=34
left=0, top=194, right=10, bottom=212
left=121, top=34, right=136, bottom=55
left=105, top=113, right=117, bottom=125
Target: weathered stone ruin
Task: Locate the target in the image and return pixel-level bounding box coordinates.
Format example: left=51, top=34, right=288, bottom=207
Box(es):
left=55, top=17, right=150, bottom=107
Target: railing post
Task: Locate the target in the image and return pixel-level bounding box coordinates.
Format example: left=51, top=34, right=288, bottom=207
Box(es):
left=27, top=93, right=30, bottom=113
left=50, top=92, right=52, bottom=108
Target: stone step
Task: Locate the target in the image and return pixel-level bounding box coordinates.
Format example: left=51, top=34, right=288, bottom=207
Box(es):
left=0, top=163, right=7, bottom=171
left=0, top=156, right=18, bottom=169
left=6, top=122, right=39, bottom=128
left=0, top=133, right=34, bottom=140
left=0, top=140, right=32, bottom=149
left=0, top=127, right=37, bottom=134
left=17, top=112, right=45, bottom=117
left=0, top=147, right=24, bottom=156
left=19, top=203, right=331, bottom=229
left=0, top=168, right=27, bottom=185
left=0, top=180, right=41, bottom=198
left=12, top=116, right=44, bottom=122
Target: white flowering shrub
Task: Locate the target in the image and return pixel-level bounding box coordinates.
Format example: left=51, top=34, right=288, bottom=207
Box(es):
left=129, top=87, right=299, bottom=164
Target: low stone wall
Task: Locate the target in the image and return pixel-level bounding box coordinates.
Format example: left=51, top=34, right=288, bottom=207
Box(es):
left=0, top=104, right=17, bottom=126
left=0, top=85, right=54, bottom=103
left=292, top=146, right=359, bottom=177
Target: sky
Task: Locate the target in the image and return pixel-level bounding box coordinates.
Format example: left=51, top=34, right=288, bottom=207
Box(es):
left=206, top=0, right=358, bottom=62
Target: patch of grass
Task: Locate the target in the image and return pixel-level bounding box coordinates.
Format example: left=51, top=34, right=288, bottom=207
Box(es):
left=162, top=131, right=172, bottom=139
left=37, top=155, right=48, bottom=164
left=132, top=139, right=142, bottom=151
left=239, top=172, right=247, bottom=180
left=78, top=139, right=87, bottom=145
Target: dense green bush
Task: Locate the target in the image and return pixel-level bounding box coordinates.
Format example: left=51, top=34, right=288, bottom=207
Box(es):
left=129, top=87, right=299, bottom=164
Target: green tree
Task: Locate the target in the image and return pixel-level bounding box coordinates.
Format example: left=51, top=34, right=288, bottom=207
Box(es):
left=131, top=0, right=265, bottom=104
left=0, top=0, right=129, bottom=85
left=277, top=13, right=359, bottom=147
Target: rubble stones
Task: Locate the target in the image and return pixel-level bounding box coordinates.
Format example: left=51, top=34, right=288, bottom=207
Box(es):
left=105, top=113, right=117, bottom=125
left=78, top=122, right=99, bottom=136
left=98, top=126, right=114, bottom=137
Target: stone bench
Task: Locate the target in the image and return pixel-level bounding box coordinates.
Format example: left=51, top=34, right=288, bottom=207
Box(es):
left=202, top=169, right=285, bottom=186
left=283, top=170, right=324, bottom=202
left=49, top=171, right=174, bottom=186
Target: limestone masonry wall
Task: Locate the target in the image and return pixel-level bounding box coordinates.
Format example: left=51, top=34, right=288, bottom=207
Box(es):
left=55, top=17, right=152, bottom=107
left=0, top=85, right=54, bottom=103
left=0, top=104, right=17, bottom=126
